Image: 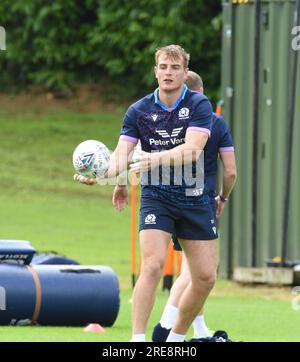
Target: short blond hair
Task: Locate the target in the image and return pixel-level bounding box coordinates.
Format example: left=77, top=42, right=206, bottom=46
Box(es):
left=186, top=71, right=203, bottom=90
left=155, top=44, right=190, bottom=68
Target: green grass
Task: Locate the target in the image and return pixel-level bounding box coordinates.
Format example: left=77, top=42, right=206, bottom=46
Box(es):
left=0, top=105, right=300, bottom=341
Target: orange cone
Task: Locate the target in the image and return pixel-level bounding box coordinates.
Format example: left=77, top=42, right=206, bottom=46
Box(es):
left=84, top=323, right=105, bottom=333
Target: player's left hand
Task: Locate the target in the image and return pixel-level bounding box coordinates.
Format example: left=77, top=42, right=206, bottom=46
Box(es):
left=129, top=151, right=159, bottom=173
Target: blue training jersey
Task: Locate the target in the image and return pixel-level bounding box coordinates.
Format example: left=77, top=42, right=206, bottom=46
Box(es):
left=204, top=113, right=234, bottom=195
left=120, top=85, right=213, bottom=204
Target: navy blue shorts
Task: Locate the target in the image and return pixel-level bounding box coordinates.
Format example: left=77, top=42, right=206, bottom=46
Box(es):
left=172, top=198, right=217, bottom=250
left=139, top=196, right=217, bottom=241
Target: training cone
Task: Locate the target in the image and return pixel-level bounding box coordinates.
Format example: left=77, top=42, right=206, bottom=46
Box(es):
left=84, top=323, right=105, bottom=333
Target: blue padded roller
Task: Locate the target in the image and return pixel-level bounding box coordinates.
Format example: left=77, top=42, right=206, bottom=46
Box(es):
left=0, top=264, right=120, bottom=326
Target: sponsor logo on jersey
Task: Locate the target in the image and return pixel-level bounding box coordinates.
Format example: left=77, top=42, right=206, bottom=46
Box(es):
left=149, top=138, right=185, bottom=146
left=155, top=127, right=183, bottom=138
left=151, top=114, right=158, bottom=122
left=149, top=127, right=184, bottom=146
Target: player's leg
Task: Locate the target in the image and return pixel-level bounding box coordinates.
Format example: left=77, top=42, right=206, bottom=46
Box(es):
left=189, top=195, right=218, bottom=338
left=164, top=199, right=218, bottom=342
left=153, top=237, right=212, bottom=341
left=152, top=251, right=190, bottom=341
left=168, top=253, right=211, bottom=338
left=190, top=196, right=218, bottom=338
left=131, top=229, right=171, bottom=341
left=167, top=253, right=189, bottom=306
left=132, top=195, right=176, bottom=341
left=167, top=238, right=218, bottom=340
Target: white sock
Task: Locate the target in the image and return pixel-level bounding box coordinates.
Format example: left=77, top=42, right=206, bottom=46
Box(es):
left=130, top=334, right=146, bottom=342
left=193, top=315, right=212, bottom=338
left=159, top=305, right=178, bottom=329
left=166, top=330, right=185, bottom=342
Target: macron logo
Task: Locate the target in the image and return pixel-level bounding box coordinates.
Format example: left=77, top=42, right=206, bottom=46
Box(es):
left=155, top=127, right=183, bottom=138
left=151, top=114, right=158, bottom=122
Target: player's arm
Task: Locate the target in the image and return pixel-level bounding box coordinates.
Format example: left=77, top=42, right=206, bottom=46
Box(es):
left=129, top=130, right=208, bottom=173
left=74, top=139, right=135, bottom=185
left=219, top=151, right=237, bottom=199
left=161, top=129, right=208, bottom=165
left=106, top=139, right=135, bottom=178
left=215, top=151, right=237, bottom=218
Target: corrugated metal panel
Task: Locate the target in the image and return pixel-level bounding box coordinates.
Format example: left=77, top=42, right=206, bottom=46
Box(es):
left=219, top=0, right=234, bottom=277
left=220, top=0, right=300, bottom=277
left=256, top=0, right=293, bottom=265
left=220, top=0, right=256, bottom=276
left=288, top=39, right=300, bottom=258
left=230, top=3, right=256, bottom=268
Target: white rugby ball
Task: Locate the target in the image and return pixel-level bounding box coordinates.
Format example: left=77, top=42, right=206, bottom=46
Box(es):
left=72, top=140, right=110, bottom=178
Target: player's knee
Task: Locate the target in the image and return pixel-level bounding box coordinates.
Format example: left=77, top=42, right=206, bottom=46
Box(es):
left=202, top=270, right=217, bottom=287
left=141, top=259, right=164, bottom=280
left=193, top=271, right=217, bottom=290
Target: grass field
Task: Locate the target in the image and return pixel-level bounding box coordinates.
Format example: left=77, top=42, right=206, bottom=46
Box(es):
left=0, top=95, right=300, bottom=342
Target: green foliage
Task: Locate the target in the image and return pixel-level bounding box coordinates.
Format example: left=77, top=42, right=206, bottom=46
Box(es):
left=0, top=0, right=100, bottom=91
left=0, top=0, right=222, bottom=100
left=91, top=0, right=222, bottom=100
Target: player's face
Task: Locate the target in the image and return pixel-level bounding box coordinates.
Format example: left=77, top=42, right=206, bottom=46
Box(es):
left=155, top=54, right=188, bottom=93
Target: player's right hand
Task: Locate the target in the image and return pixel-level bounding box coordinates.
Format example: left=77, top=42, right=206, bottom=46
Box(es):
left=73, top=174, right=97, bottom=185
